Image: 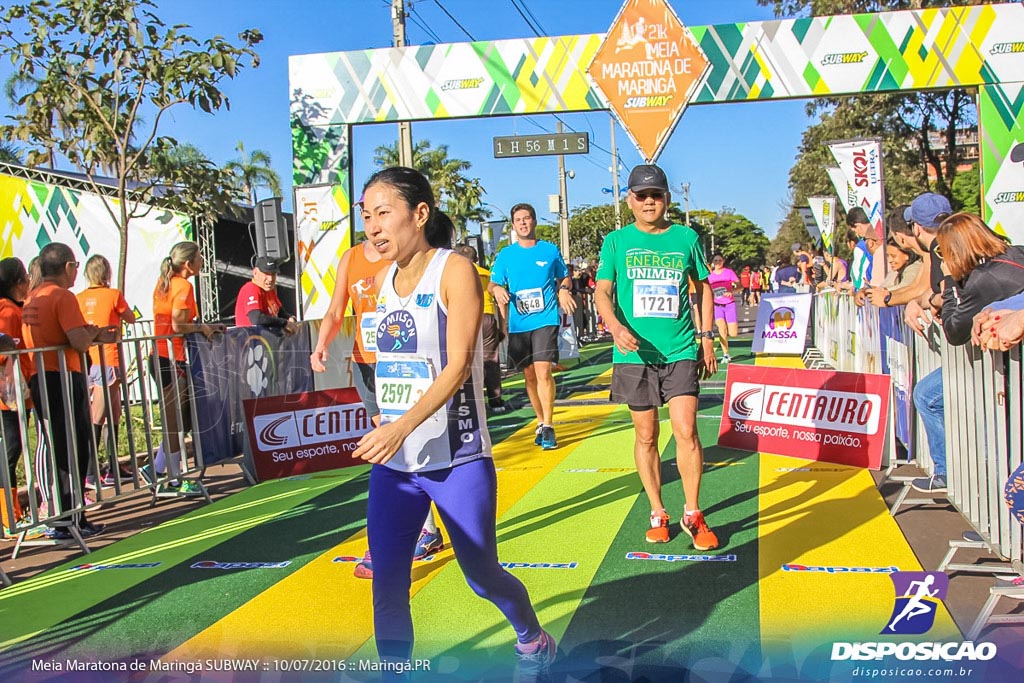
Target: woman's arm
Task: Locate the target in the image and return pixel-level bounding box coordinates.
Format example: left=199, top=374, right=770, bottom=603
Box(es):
left=311, top=248, right=354, bottom=372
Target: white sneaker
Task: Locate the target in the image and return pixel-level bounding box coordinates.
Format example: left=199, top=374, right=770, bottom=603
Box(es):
left=720, top=354, right=730, bottom=365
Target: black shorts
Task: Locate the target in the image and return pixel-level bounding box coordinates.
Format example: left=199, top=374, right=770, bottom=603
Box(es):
left=610, top=360, right=699, bottom=410
left=507, top=325, right=559, bottom=372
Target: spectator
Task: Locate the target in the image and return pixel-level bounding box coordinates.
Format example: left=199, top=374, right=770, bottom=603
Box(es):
left=76, top=254, right=136, bottom=488
left=739, top=265, right=751, bottom=305
left=846, top=206, right=884, bottom=286
left=22, top=243, right=115, bottom=537
left=0, top=258, right=32, bottom=530
left=817, top=250, right=848, bottom=291
left=457, top=244, right=506, bottom=413
left=880, top=238, right=921, bottom=294
left=973, top=291, right=1024, bottom=351
left=234, top=256, right=299, bottom=335
left=911, top=212, right=1024, bottom=493
left=150, top=241, right=225, bottom=496
left=774, top=256, right=801, bottom=293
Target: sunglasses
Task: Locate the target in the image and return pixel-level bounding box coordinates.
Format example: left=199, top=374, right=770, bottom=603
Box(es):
left=933, top=243, right=944, bottom=260
left=633, top=191, right=665, bottom=201
left=66, top=260, right=79, bottom=268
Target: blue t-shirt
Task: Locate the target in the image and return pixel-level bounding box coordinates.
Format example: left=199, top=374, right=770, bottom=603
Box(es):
left=490, top=240, right=567, bottom=333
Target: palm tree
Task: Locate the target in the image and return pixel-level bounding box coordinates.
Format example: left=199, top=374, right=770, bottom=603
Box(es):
left=225, top=141, right=283, bottom=206
left=0, top=142, right=22, bottom=165
left=374, top=140, right=490, bottom=240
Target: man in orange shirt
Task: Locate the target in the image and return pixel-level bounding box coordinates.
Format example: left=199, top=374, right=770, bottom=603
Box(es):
left=22, top=243, right=116, bottom=538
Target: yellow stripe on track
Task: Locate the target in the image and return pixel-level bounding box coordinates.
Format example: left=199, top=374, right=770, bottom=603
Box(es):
left=166, top=402, right=618, bottom=661
left=753, top=353, right=959, bottom=657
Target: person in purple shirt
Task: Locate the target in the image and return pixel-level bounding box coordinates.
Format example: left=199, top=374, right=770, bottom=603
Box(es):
left=707, top=253, right=740, bottom=364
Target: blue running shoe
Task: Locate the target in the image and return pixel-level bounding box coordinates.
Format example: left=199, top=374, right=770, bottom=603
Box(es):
left=534, top=425, right=544, bottom=446
left=413, top=528, right=444, bottom=560
left=540, top=426, right=557, bottom=450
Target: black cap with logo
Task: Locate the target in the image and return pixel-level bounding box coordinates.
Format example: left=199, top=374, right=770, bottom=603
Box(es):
left=254, top=256, right=280, bottom=274
left=627, top=164, right=670, bottom=193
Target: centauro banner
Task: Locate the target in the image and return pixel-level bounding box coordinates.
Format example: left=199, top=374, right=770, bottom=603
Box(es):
left=0, top=172, right=191, bottom=320
left=718, top=364, right=891, bottom=470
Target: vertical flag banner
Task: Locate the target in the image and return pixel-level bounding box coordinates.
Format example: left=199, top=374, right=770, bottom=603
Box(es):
left=808, top=197, right=837, bottom=254
left=828, top=139, right=886, bottom=241
left=294, top=184, right=352, bottom=320
left=752, top=293, right=813, bottom=354
left=797, top=207, right=822, bottom=248
left=826, top=166, right=858, bottom=212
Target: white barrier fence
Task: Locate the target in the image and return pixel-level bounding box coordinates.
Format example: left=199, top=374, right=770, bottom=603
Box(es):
left=812, top=292, right=1024, bottom=637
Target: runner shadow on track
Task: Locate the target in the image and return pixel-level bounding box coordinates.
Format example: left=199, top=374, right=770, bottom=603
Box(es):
left=0, top=474, right=371, bottom=675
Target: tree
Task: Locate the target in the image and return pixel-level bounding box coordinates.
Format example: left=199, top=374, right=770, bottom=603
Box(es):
left=225, top=141, right=282, bottom=206
left=756, top=0, right=999, bottom=17
left=709, top=210, right=771, bottom=265
left=0, top=142, right=21, bottom=165
left=147, top=142, right=243, bottom=227
left=374, top=140, right=488, bottom=239
left=0, top=0, right=262, bottom=290
left=567, top=202, right=623, bottom=263
left=950, top=164, right=980, bottom=215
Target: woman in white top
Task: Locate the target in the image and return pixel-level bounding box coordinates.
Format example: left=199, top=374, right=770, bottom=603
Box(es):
left=352, top=167, right=555, bottom=678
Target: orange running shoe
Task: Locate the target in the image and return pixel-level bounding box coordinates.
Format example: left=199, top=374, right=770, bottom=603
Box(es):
left=680, top=510, right=719, bottom=550
left=645, top=511, right=670, bottom=543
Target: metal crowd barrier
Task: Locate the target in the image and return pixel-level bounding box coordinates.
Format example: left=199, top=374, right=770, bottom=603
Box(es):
left=0, top=331, right=210, bottom=562
left=811, top=291, right=1024, bottom=638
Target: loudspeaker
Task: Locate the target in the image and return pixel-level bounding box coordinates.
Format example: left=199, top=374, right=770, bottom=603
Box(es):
left=254, top=197, right=290, bottom=260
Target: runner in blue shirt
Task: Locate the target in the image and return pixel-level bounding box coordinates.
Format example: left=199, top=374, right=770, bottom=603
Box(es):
left=489, top=203, right=575, bottom=450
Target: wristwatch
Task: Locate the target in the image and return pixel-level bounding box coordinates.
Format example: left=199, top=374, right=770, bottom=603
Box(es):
left=697, top=331, right=715, bottom=340
left=883, top=289, right=892, bottom=305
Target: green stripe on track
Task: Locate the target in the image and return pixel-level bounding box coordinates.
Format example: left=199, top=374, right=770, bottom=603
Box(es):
left=558, top=419, right=761, bottom=679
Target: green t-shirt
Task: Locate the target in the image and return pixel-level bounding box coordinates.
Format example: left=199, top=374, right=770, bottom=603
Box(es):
left=596, top=223, right=709, bottom=364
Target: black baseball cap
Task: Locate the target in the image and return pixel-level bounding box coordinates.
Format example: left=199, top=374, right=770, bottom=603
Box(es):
left=627, top=164, right=670, bottom=193
left=254, top=256, right=280, bottom=274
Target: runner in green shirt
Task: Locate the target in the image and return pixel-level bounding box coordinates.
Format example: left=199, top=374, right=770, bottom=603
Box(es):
left=595, top=163, right=720, bottom=550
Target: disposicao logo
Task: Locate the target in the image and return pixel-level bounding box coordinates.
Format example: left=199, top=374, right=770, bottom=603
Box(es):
left=627, top=552, right=736, bottom=563
left=882, top=571, right=947, bottom=635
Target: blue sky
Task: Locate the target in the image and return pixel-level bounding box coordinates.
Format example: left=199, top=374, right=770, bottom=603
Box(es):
left=2, top=0, right=812, bottom=237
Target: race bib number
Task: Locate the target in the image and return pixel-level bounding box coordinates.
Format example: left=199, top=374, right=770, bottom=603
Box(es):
left=514, top=288, right=544, bottom=315
left=361, top=315, right=378, bottom=353
left=375, top=355, right=436, bottom=420
left=712, top=286, right=729, bottom=299
left=633, top=280, right=679, bottom=319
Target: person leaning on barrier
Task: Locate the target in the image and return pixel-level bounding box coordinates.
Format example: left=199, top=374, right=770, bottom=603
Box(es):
left=0, top=259, right=31, bottom=530
left=879, top=238, right=921, bottom=294
left=22, top=243, right=117, bottom=538
left=234, top=256, right=298, bottom=336
left=76, top=254, right=137, bottom=488
left=910, top=212, right=1024, bottom=494
left=150, top=241, right=226, bottom=496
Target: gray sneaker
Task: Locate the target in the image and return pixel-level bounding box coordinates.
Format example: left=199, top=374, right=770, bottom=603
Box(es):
left=515, top=629, right=556, bottom=683
left=911, top=475, right=947, bottom=494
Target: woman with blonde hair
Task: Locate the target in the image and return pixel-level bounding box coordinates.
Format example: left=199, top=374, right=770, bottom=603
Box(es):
left=77, top=254, right=136, bottom=487
left=149, top=241, right=225, bottom=495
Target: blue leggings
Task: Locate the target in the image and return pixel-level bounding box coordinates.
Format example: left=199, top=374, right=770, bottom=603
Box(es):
left=367, top=458, right=541, bottom=663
